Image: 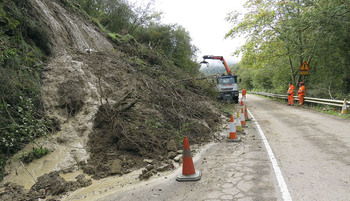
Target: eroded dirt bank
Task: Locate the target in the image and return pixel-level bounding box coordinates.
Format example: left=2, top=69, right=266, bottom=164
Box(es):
left=1, top=0, right=223, bottom=200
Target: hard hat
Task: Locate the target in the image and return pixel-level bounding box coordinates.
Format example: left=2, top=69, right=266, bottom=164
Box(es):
left=301, top=82, right=304, bottom=84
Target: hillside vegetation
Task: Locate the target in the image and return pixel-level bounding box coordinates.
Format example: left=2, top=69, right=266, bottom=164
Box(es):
left=0, top=0, right=54, bottom=180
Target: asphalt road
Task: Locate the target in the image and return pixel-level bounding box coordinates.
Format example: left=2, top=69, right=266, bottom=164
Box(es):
left=246, top=94, right=350, bottom=201
left=64, top=94, right=350, bottom=201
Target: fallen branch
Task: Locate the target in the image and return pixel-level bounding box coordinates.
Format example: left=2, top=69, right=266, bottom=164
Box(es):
left=119, top=99, right=139, bottom=113
left=119, top=120, right=143, bottom=152
left=141, top=75, right=150, bottom=88
left=20, top=160, right=37, bottom=183
left=114, top=92, right=132, bottom=109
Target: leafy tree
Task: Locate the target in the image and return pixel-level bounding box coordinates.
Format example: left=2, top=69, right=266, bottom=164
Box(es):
left=72, top=0, right=104, bottom=17
left=135, top=22, right=198, bottom=74
left=99, top=0, right=135, bottom=33
left=73, top=0, right=198, bottom=74
left=226, top=0, right=350, bottom=98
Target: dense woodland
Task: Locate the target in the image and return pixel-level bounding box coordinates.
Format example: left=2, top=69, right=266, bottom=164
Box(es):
left=226, top=0, right=350, bottom=99
left=0, top=0, right=349, bottom=180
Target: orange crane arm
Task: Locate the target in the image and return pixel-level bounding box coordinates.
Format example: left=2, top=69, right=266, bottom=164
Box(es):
left=202, top=55, right=231, bottom=74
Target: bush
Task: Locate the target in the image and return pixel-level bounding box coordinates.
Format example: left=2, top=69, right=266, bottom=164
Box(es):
left=20, top=147, right=50, bottom=164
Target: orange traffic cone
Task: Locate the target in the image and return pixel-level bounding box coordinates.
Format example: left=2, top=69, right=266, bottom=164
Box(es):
left=228, top=115, right=241, bottom=142
left=176, top=136, right=201, bottom=181
left=229, top=115, right=236, bottom=139
left=240, top=108, right=247, bottom=128
left=244, top=105, right=249, bottom=121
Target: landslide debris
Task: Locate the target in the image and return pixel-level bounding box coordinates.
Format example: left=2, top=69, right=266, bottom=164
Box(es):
left=0, top=171, right=92, bottom=200
left=1, top=0, right=225, bottom=199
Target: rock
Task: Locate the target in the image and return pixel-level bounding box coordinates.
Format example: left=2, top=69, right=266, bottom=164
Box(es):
left=157, top=163, right=171, bottom=172
left=77, top=177, right=92, bottom=187
left=177, top=150, right=183, bottom=154
left=38, top=189, right=46, bottom=197
left=66, top=181, right=80, bottom=192
left=174, top=154, right=183, bottom=162
left=0, top=183, right=29, bottom=201
left=30, top=171, right=67, bottom=196
left=151, top=169, right=157, bottom=174
left=166, top=139, right=177, bottom=151
left=143, top=159, right=153, bottom=164
left=82, top=165, right=96, bottom=175
left=167, top=151, right=177, bottom=159
left=138, top=169, right=153, bottom=180
left=146, top=164, right=154, bottom=171
left=110, top=159, right=123, bottom=175
left=0, top=187, right=6, bottom=195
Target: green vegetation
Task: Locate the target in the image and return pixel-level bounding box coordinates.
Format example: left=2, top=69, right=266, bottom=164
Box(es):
left=20, top=147, right=50, bottom=164
left=226, top=0, right=350, bottom=100
left=0, top=0, right=54, bottom=180
left=71, top=0, right=198, bottom=75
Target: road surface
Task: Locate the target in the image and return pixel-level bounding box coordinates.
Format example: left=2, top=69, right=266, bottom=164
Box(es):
left=64, top=94, right=350, bottom=201
left=247, top=94, right=350, bottom=201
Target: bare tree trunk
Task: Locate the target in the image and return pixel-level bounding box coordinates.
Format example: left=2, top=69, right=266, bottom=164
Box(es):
left=287, top=47, right=295, bottom=84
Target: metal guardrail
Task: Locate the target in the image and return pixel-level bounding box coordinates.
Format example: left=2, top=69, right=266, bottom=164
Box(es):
left=250, top=92, right=349, bottom=108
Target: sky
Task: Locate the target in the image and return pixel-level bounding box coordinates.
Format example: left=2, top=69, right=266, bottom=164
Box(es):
left=129, top=0, right=247, bottom=65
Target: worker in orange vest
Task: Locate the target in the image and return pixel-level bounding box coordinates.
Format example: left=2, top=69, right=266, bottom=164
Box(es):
left=298, top=82, right=306, bottom=106
left=286, top=83, right=294, bottom=105
left=242, top=88, right=246, bottom=99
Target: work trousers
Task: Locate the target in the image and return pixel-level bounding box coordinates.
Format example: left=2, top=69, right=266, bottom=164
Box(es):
left=288, top=94, right=294, bottom=105
left=298, top=95, right=304, bottom=105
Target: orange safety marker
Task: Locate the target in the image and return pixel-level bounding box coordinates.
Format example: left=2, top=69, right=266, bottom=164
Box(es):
left=240, top=100, right=244, bottom=106
left=228, top=115, right=241, bottom=142
left=229, top=115, right=236, bottom=139
left=244, top=105, right=249, bottom=121
left=240, top=108, right=247, bottom=128
left=176, top=136, right=201, bottom=181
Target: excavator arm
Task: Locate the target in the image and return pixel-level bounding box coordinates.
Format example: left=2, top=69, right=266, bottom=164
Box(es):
left=201, top=55, right=231, bottom=74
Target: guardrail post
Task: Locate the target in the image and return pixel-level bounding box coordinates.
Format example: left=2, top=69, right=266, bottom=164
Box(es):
left=341, top=99, right=348, bottom=114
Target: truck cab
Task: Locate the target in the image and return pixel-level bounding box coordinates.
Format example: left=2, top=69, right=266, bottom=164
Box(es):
left=216, top=74, right=239, bottom=103
left=200, top=55, right=240, bottom=103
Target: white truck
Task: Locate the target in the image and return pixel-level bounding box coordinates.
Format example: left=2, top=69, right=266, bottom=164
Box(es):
left=200, top=55, right=239, bottom=103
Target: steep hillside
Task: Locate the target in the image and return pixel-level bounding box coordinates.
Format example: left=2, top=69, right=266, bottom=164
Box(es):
left=1, top=0, right=223, bottom=199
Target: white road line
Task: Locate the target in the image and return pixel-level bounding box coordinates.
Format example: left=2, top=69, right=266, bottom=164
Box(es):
left=247, top=108, right=293, bottom=201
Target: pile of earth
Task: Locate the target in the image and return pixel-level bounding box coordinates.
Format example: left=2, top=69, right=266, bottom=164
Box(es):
left=0, top=171, right=92, bottom=200
left=81, top=49, right=222, bottom=180
left=1, top=0, right=226, bottom=199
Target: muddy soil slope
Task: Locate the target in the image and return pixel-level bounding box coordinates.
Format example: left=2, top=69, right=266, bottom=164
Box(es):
left=1, top=0, right=222, bottom=200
